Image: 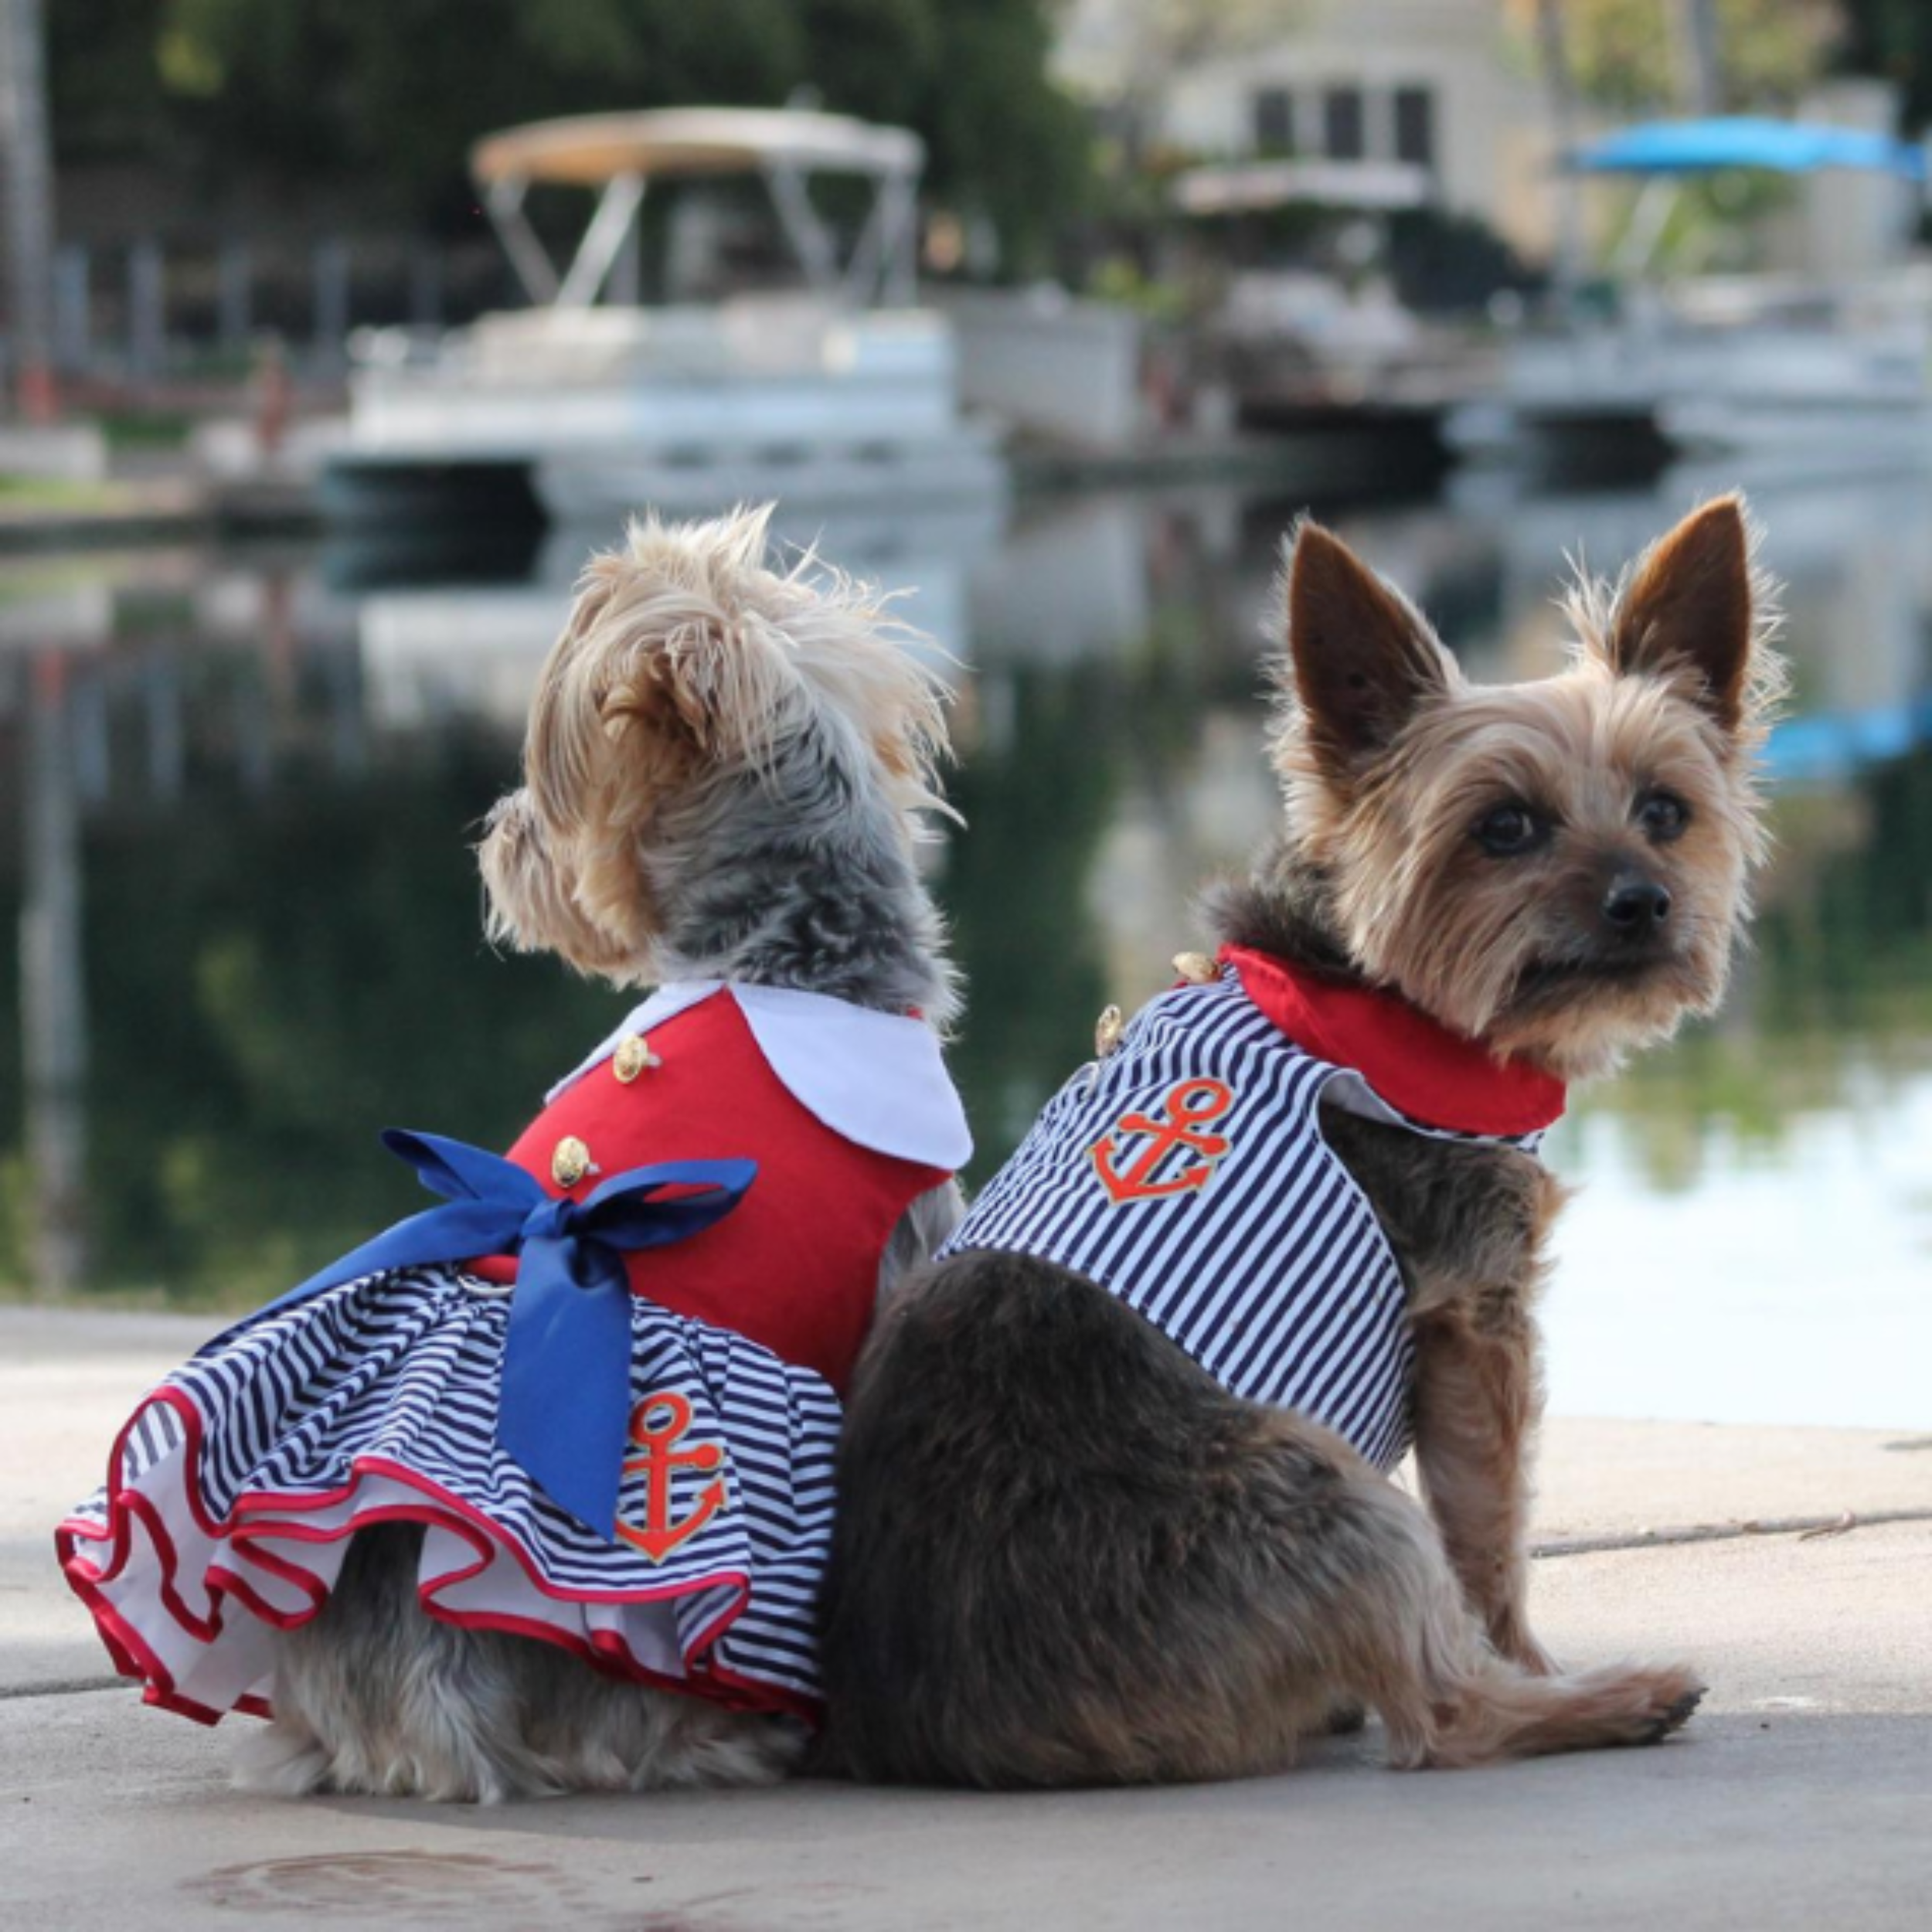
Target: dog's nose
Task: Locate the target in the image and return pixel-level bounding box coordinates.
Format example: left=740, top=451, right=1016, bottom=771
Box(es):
left=1602, top=876, right=1672, bottom=930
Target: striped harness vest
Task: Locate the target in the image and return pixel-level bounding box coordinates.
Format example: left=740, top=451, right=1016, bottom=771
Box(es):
left=941, top=961, right=1550, bottom=1472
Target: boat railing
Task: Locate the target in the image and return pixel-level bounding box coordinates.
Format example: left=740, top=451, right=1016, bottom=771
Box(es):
left=349, top=295, right=954, bottom=393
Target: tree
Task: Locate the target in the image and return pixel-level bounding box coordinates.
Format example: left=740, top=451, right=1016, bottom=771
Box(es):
left=1053, top=0, right=1303, bottom=158
left=1504, top=0, right=1841, bottom=114
left=46, top=0, right=1090, bottom=277
left=1834, top=0, right=1932, bottom=128
left=0, top=0, right=54, bottom=416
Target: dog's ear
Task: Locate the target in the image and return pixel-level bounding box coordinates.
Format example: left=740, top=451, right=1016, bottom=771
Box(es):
left=519, top=512, right=807, bottom=955
left=1283, top=520, right=1455, bottom=780
left=532, top=520, right=800, bottom=825
left=1601, top=496, right=1754, bottom=733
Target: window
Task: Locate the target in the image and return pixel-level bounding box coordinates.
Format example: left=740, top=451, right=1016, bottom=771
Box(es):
left=1394, top=86, right=1437, bottom=170
left=1252, top=87, right=1294, bottom=155
left=1322, top=87, right=1365, bottom=162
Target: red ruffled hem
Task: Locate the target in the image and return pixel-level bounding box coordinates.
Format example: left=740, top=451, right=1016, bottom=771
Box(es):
left=55, top=1385, right=820, bottom=1729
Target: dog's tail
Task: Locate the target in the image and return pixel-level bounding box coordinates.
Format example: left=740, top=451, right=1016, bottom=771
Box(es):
left=1349, top=1478, right=1704, bottom=1767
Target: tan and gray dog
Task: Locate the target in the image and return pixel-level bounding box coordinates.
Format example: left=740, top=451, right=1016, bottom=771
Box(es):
left=260, top=509, right=968, bottom=1799
left=821, top=498, right=1780, bottom=1784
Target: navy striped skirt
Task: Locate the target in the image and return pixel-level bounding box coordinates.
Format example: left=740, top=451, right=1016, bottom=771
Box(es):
left=56, top=1265, right=838, bottom=1726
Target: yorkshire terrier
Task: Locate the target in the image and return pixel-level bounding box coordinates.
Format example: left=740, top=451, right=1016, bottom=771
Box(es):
left=58, top=506, right=969, bottom=1800
left=820, top=497, right=1778, bottom=1782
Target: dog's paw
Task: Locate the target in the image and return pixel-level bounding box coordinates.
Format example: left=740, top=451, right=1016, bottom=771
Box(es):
left=231, top=1718, right=332, bottom=1797
left=1602, top=1664, right=1706, bottom=1747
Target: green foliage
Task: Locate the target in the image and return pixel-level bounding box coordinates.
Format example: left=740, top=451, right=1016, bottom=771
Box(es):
left=1529, top=0, right=1840, bottom=112
left=1604, top=168, right=1800, bottom=275
left=1835, top=0, right=1932, bottom=126
left=46, top=0, right=1090, bottom=275
left=0, top=474, right=124, bottom=507
left=1088, top=256, right=1190, bottom=322
left=1385, top=208, right=1535, bottom=312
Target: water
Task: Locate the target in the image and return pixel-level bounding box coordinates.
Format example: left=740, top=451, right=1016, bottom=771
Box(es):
left=2, top=465, right=1927, bottom=1429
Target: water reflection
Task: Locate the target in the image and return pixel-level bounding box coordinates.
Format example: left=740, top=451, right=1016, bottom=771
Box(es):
left=2, top=468, right=1927, bottom=1426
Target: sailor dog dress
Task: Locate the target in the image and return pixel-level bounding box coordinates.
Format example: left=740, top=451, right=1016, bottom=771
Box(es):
left=942, top=947, right=1562, bottom=1472
left=57, top=982, right=969, bottom=1727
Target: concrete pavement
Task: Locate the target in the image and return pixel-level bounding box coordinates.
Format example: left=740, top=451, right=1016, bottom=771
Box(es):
left=2, top=1305, right=1927, bottom=1930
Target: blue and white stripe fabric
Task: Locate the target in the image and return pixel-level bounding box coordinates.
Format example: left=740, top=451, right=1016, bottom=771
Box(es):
left=57, top=983, right=983, bottom=1730
left=60, top=1264, right=838, bottom=1721
left=942, top=968, right=1539, bottom=1472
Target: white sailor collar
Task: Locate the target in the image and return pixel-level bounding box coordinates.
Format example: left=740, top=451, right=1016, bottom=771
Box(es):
left=547, top=981, right=974, bottom=1174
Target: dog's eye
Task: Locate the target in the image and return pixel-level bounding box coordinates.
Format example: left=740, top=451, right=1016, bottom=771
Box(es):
left=1474, top=803, right=1545, bottom=857
left=1636, top=790, right=1690, bottom=842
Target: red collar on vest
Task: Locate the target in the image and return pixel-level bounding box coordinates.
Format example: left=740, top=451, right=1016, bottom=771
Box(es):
left=1218, top=945, right=1566, bottom=1138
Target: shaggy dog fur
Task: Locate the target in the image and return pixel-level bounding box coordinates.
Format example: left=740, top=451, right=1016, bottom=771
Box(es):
left=819, top=497, right=1780, bottom=1784
left=239, top=506, right=964, bottom=1801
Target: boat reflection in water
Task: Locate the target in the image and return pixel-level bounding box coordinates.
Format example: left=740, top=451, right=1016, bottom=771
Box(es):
left=1, top=464, right=1927, bottom=1428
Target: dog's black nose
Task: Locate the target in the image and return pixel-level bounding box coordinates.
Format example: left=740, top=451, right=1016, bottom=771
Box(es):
left=1603, top=876, right=1672, bottom=930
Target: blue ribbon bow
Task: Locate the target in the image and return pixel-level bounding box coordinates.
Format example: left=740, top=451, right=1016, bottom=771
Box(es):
left=209, top=1131, right=755, bottom=1541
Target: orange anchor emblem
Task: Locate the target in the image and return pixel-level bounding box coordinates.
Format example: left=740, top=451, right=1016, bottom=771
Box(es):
left=1090, top=1077, right=1235, bottom=1205
left=615, top=1392, right=729, bottom=1563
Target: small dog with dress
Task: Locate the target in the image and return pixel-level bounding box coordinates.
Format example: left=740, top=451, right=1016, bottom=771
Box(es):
left=58, top=505, right=970, bottom=1800
left=821, top=496, right=1780, bottom=1783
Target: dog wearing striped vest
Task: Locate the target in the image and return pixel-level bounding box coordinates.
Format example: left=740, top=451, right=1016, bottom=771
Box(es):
left=821, top=498, right=1781, bottom=1782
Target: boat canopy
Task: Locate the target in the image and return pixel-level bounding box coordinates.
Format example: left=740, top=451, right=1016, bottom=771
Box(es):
left=471, top=108, right=923, bottom=188
left=468, top=108, right=925, bottom=312
left=1569, top=117, right=1927, bottom=182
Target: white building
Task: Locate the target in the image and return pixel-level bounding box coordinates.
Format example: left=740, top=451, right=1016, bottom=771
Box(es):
left=1056, top=0, right=1562, bottom=260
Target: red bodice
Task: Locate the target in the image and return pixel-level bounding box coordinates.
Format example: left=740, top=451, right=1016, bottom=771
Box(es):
left=471, top=989, right=950, bottom=1394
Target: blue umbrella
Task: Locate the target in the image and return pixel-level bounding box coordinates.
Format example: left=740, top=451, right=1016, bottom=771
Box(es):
left=1569, top=117, right=1926, bottom=182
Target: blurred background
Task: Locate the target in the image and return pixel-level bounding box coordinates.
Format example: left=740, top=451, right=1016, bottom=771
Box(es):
left=0, top=0, right=1924, bottom=1432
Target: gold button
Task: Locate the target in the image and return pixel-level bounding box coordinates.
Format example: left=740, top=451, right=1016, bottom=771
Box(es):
left=551, top=1135, right=592, bottom=1189
left=1172, top=951, right=1219, bottom=985
left=1094, top=1004, right=1124, bottom=1059
left=612, top=1032, right=658, bottom=1083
